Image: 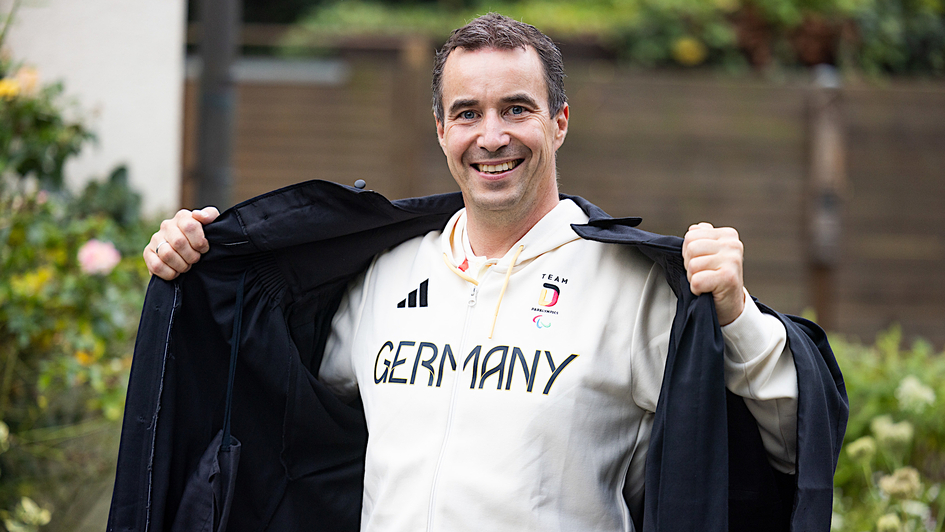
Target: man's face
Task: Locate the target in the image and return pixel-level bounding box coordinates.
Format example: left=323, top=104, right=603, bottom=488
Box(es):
left=436, top=46, right=568, bottom=225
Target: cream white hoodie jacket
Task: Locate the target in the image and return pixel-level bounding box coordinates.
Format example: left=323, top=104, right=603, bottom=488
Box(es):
left=320, top=199, right=797, bottom=532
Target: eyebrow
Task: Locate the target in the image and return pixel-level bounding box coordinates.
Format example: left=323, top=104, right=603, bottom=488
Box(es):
left=446, top=93, right=541, bottom=117
left=447, top=98, right=478, bottom=116
left=501, top=93, right=539, bottom=108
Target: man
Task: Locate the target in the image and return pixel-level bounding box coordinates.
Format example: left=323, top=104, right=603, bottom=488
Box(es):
left=123, top=13, right=845, bottom=532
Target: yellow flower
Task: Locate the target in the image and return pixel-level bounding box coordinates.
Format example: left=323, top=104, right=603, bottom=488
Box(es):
left=10, top=267, right=53, bottom=296
left=75, top=351, right=95, bottom=366
left=0, top=78, right=19, bottom=99
left=672, top=36, right=708, bottom=66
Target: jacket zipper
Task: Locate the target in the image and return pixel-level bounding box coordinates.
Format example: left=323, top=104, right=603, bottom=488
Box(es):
left=426, top=283, right=478, bottom=532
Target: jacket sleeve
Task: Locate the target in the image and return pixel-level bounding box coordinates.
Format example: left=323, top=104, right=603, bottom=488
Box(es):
left=642, top=288, right=847, bottom=532
left=767, top=307, right=848, bottom=532
left=721, top=291, right=798, bottom=474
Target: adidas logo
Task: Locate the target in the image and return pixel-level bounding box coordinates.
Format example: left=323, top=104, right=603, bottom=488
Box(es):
left=397, top=279, right=429, bottom=308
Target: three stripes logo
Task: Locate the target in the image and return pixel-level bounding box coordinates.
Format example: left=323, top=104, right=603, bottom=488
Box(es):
left=397, top=279, right=429, bottom=308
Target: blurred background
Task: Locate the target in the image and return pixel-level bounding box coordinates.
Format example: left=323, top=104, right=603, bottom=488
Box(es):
left=0, top=0, right=943, bottom=530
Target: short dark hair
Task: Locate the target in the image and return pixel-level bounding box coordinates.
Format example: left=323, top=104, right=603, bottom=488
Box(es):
left=431, top=13, right=566, bottom=124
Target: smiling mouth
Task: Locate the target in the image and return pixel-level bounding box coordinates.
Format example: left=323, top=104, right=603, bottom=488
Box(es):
left=473, top=159, right=523, bottom=175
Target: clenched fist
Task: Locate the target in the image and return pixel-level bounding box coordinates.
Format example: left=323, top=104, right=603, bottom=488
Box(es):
left=682, top=222, right=746, bottom=326
left=143, top=207, right=220, bottom=281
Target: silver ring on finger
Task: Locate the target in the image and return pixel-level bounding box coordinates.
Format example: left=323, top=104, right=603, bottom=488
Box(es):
left=155, top=241, right=169, bottom=255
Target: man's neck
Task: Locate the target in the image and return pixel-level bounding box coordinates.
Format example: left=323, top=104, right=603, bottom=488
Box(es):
left=464, top=199, right=558, bottom=259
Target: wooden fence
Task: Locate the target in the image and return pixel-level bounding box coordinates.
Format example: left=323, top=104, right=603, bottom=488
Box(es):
left=181, top=44, right=945, bottom=347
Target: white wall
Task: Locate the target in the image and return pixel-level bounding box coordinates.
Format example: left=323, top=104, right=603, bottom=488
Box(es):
left=1, top=0, right=186, bottom=215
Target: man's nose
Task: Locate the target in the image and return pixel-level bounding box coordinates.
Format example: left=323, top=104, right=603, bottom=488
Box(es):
left=477, top=111, right=510, bottom=152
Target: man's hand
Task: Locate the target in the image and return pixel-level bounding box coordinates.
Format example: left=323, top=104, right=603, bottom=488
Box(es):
left=143, top=207, right=220, bottom=280
left=682, top=222, right=746, bottom=326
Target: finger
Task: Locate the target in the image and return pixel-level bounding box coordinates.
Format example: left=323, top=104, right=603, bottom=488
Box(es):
left=686, top=223, right=738, bottom=240
left=145, top=230, right=189, bottom=279
left=688, top=222, right=714, bottom=232
left=684, top=239, right=721, bottom=269
left=685, top=254, right=721, bottom=288
left=192, top=206, right=220, bottom=225
left=157, top=221, right=199, bottom=271
left=685, top=228, right=735, bottom=249
left=686, top=240, right=743, bottom=265
left=144, top=232, right=172, bottom=276
left=686, top=254, right=721, bottom=276
left=163, top=213, right=203, bottom=264
left=154, top=233, right=195, bottom=275
left=684, top=229, right=742, bottom=258
left=689, top=268, right=739, bottom=296
left=143, top=245, right=181, bottom=281
left=688, top=246, right=743, bottom=276
left=685, top=222, right=715, bottom=246
left=181, top=207, right=219, bottom=254
left=178, top=213, right=211, bottom=255
left=688, top=269, right=717, bottom=296
left=684, top=222, right=715, bottom=258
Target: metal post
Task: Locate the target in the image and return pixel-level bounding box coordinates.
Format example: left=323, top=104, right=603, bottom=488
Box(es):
left=195, top=0, right=241, bottom=209
left=807, top=64, right=845, bottom=329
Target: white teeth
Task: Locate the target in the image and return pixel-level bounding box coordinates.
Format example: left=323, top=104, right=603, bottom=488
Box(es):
left=479, top=160, right=519, bottom=174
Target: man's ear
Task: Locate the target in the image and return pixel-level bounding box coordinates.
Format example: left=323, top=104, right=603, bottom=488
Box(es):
left=435, top=111, right=447, bottom=152
left=554, top=103, right=569, bottom=150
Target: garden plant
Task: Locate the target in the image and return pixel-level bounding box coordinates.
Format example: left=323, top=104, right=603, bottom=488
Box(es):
left=0, top=34, right=153, bottom=531
left=831, top=327, right=945, bottom=531
left=282, top=0, right=945, bottom=76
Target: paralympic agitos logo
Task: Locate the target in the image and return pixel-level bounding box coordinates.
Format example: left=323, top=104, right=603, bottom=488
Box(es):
left=374, top=340, right=579, bottom=395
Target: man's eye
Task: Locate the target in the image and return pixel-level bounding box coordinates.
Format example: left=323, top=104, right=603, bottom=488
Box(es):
left=510, top=106, right=524, bottom=115
left=461, top=110, right=476, bottom=120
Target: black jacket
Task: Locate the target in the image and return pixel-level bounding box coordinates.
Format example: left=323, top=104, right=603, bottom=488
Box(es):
left=108, top=180, right=848, bottom=532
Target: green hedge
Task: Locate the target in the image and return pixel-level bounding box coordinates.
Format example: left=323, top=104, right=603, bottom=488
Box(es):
left=283, top=0, right=945, bottom=75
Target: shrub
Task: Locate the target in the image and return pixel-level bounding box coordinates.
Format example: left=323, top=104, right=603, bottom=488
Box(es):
left=284, top=0, right=945, bottom=75
left=0, top=29, right=154, bottom=528
left=0, top=174, right=153, bottom=531
left=831, top=326, right=945, bottom=531
left=0, top=61, right=93, bottom=192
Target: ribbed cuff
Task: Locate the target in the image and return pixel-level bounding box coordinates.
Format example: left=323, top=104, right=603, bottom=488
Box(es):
left=721, top=288, right=780, bottom=364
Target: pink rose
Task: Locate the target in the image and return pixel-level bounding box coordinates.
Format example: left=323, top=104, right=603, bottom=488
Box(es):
left=78, top=239, right=121, bottom=275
